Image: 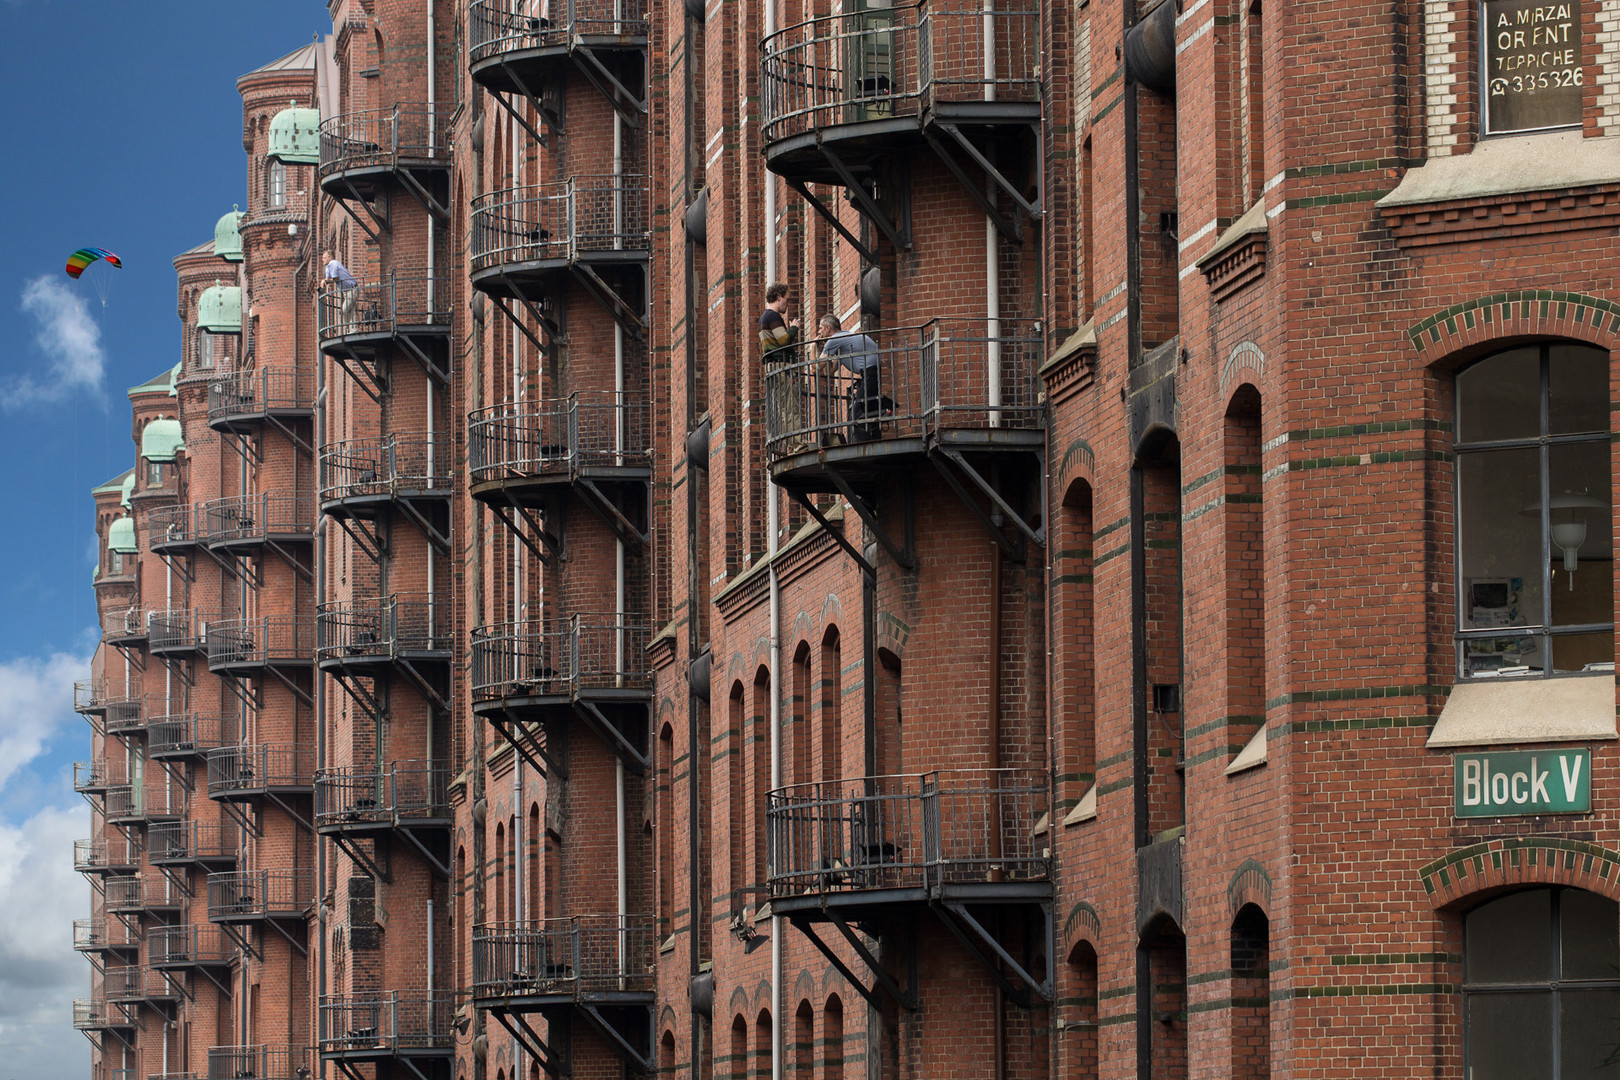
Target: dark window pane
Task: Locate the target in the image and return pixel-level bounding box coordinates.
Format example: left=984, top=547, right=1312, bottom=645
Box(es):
left=1467, top=991, right=1553, bottom=1080
left=1458, top=347, right=1540, bottom=442
left=1482, top=0, right=1582, bottom=136
left=1548, top=344, right=1609, bottom=436
left=1558, top=988, right=1620, bottom=1080
left=1562, top=891, right=1620, bottom=981
left=1459, top=447, right=1543, bottom=631
left=1547, top=632, right=1614, bottom=673
left=1468, top=889, right=1553, bottom=983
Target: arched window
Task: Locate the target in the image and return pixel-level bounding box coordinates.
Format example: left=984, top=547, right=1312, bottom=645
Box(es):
left=1464, top=887, right=1619, bottom=1076
left=1455, top=344, right=1612, bottom=677
left=268, top=159, right=287, bottom=208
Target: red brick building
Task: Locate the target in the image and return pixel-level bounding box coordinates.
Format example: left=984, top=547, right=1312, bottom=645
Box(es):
left=77, top=0, right=1620, bottom=1078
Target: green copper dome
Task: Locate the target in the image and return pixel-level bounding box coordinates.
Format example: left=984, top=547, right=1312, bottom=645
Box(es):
left=215, top=208, right=245, bottom=262
left=119, top=473, right=135, bottom=508
left=268, top=106, right=321, bottom=165
left=140, top=419, right=184, bottom=463
left=197, top=284, right=242, bottom=334
left=107, top=517, right=137, bottom=555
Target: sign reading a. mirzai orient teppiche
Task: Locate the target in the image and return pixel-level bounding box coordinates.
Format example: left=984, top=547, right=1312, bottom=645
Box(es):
left=1454, top=748, right=1591, bottom=818
left=1483, top=0, right=1583, bottom=135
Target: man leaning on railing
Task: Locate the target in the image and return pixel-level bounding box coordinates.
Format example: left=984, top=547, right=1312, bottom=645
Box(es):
left=760, top=282, right=809, bottom=452
left=323, top=249, right=359, bottom=333
left=818, top=313, right=885, bottom=442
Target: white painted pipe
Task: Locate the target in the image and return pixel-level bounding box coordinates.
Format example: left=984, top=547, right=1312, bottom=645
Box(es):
left=984, top=0, right=1001, bottom=426
left=765, top=3, right=783, bottom=1074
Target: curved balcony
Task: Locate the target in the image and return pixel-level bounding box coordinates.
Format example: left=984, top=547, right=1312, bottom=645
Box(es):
left=206, top=744, right=314, bottom=802
left=147, top=503, right=197, bottom=555
left=315, top=762, right=451, bottom=836
left=196, top=493, right=314, bottom=553
left=74, top=997, right=135, bottom=1033
left=468, top=392, right=652, bottom=508
left=206, top=369, right=315, bottom=435
left=763, top=318, right=1043, bottom=495
left=318, top=434, right=452, bottom=523
left=469, top=177, right=649, bottom=298
left=74, top=917, right=140, bottom=954
left=760, top=3, right=1040, bottom=181
left=149, top=923, right=234, bottom=970
left=472, top=914, right=656, bottom=1009
left=206, top=616, right=315, bottom=674
left=149, top=820, right=239, bottom=868
left=206, top=1046, right=313, bottom=1080
left=105, top=784, right=184, bottom=825
left=102, top=694, right=145, bottom=739
left=316, top=596, right=453, bottom=674
left=107, top=964, right=180, bottom=1007
left=149, top=610, right=213, bottom=658
left=148, top=713, right=229, bottom=761
left=106, top=874, right=186, bottom=916
left=316, top=271, right=453, bottom=387
left=75, top=759, right=121, bottom=794
left=75, top=839, right=138, bottom=875
left=766, top=768, right=1050, bottom=917
left=104, top=606, right=147, bottom=648
left=317, top=105, right=450, bottom=206
left=319, top=992, right=456, bottom=1062
left=469, top=0, right=649, bottom=95
left=471, top=614, right=651, bottom=707
left=207, top=869, right=316, bottom=925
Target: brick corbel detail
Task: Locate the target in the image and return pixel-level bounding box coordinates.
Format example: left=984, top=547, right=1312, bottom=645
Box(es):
left=1380, top=184, right=1620, bottom=249
left=1418, top=838, right=1620, bottom=909
left=1405, top=289, right=1620, bottom=359
left=1202, top=232, right=1268, bottom=303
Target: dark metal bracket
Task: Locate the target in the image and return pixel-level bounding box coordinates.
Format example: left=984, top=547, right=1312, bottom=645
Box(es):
left=264, top=662, right=315, bottom=708
left=572, top=46, right=647, bottom=125
left=784, top=177, right=880, bottom=266
left=265, top=413, right=314, bottom=458
left=489, top=293, right=556, bottom=356
left=824, top=468, right=916, bottom=570
left=396, top=657, right=450, bottom=714
left=928, top=454, right=1024, bottom=563
left=573, top=697, right=649, bottom=774
left=265, top=790, right=314, bottom=834
left=396, top=496, right=452, bottom=556
left=218, top=921, right=262, bottom=962
left=396, top=330, right=451, bottom=386
left=571, top=263, right=647, bottom=343
left=263, top=915, right=308, bottom=956
left=329, top=348, right=389, bottom=403
left=937, top=121, right=1043, bottom=222
left=789, top=491, right=874, bottom=578
left=331, top=832, right=391, bottom=884
left=936, top=901, right=1054, bottom=1008
left=491, top=1009, right=566, bottom=1077
left=335, top=514, right=388, bottom=565
left=216, top=796, right=263, bottom=841
left=794, top=914, right=918, bottom=1011
left=487, top=498, right=562, bottom=565
left=922, top=129, right=1022, bottom=242
left=488, top=708, right=568, bottom=779
left=395, top=166, right=450, bottom=222
left=576, top=478, right=649, bottom=546
left=937, top=446, right=1045, bottom=549
left=821, top=145, right=908, bottom=253
left=332, top=179, right=388, bottom=240
left=396, top=825, right=451, bottom=879
left=579, top=1003, right=654, bottom=1072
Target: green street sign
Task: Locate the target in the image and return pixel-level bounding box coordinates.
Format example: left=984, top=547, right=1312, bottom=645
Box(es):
left=1454, top=749, right=1591, bottom=818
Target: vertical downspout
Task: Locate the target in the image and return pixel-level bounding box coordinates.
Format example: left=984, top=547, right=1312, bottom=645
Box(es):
left=509, top=104, right=526, bottom=1080
left=763, top=0, right=784, bottom=1074
left=314, top=208, right=330, bottom=1029
left=613, top=41, right=630, bottom=958
left=983, top=0, right=1001, bottom=427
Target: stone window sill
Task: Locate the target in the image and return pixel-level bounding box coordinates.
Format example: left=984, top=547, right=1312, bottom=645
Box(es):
left=1426, top=673, right=1617, bottom=748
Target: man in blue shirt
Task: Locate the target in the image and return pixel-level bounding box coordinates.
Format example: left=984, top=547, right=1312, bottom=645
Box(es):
left=817, top=314, right=883, bottom=442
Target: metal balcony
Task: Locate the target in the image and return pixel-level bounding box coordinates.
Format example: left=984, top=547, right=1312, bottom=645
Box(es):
left=318, top=434, right=452, bottom=530
left=105, top=965, right=179, bottom=1006
left=468, top=0, right=648, bottom=126
left=149, top=820, right=238, bottom=868
left=469, top=177, right=649, bottom=299
left=148, top=610, right=213, bottom=658
left=105, top=874, right=186, bottom=916
left=75, top=839, right=139, bottom=875
left=147, top=503, right=197, bottom=554
left=205, top=616, right=315, bottom=673
left=76, top=680, right=139, bottom=720
left=316, top=595, right=452, bottom=667
left=74, top=997, right=135, bottom=1032
left=315, top=762, right=451, bottom=833
left=147, top=713, right=230, bottom=761
left=206, top=744, right=315, bottom=801
left=74, top=759, right=121, bottom=794
left=760, top=4, right=1040, bottom=182
left=104, top=606, right=148, bottom=647
left=105, top=784, right=184, bottom=825
left=766, top=768, right=1050, bottom=914
left=206, top=1045, right=313, bottom=1080
left=102, top=694, right=145, bottom=738
left=207, top=869, right=316, bottom=924
left=318, top=992, right=456, bottom=1061
left=74, top=918, right=139, bottom=954
left=318, top=105, right=451, bottom=218
left=206, top=369, right=315, bottom=435
left=196, top=493, right=315, bottom=551
left=467, top=392, right=652, bottom=508
left=317, top=272, right=454, bottom=390
left=473, top=914, right=656, bottom=1005
left=149, top=923, right=234, bottom=970
left=149, top=1074, right=199, bottom=1080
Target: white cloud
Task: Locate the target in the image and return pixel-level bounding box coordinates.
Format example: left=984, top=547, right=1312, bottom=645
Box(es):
left=0, top=651, right=87, bottom=792
left=8, top=277, right=107, bottom=408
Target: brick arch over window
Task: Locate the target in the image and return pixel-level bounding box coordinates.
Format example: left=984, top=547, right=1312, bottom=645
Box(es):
left=1405, top=290, right=1620, bottom=360
left=1418, top=838, right=1620, bottom=909
left=1054, top=436, right=1095, bottom=495
left=1062, top=899, right=1103, bottom=957
left=1227, top=858, right=1273, bottom=918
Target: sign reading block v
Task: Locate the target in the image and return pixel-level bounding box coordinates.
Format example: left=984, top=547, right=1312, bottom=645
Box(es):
left=1454, top=749, right=1591, bottom=818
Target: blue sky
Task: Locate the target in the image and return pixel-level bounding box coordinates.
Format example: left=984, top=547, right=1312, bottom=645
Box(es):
left=0, top=4, right=326, bottom=1073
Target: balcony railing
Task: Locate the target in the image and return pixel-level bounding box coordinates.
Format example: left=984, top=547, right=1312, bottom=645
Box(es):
left=106, top=874, right=186, bottom=913
left=317, top=271, right=454, bottom=342
left=207, top=744, right=315, bottom=797
left=105, top=784, right=185, bottom=823
left=75, top=839, right=138, bottom=874
left=207, top=369, right=315, bottom=425
left=763, top=318, right=1042, bottom=457
left=104, top=606, right=147, bottom=645
left=147, top=503, right=197, bottom=551
left=470, top=614, right=652, bottom=701
left=208, top=869, right=316, bottom=922
left=470, top=176, right=650, bottom=273
left=761, top=3, right=1039, bottom=145
left=197, top=493, right=314, bottom=545
left=316, top=595, right=452, bottom=661
left=467, top=392, right=651, bottom=485
left=105, top=693, right=144, bottom=733
left=206, top=1046, right=312, bottom=1080
left=468, top=0, right=650, bottom=61
left=74, top=759, right=123, bottom=792
left=105, top=964, right=144, bottom=1003
left=148, top=713, right=230, bottom=759
left=148, top=609, right=213, bottom=655
left=315, top=762, right=450, bottom=828
left=319, top=992, right=457, bottom=1054
left=472, top=914, right=656, bottom=1000
left=767, top=769, right=1049, bottom=898
left=74, top=679, right=106, bottom=714
left=318, top=434, right=452, bottom=503
left=207, top=616, right=315, bottom=669
left=318, top=105, right=451, bottom=176
left=149, top=819, right=239, bottom=864
left=74, top=918, right=139, bottom=952
left=149, top=923, right=234, bottom=968
left=74, top=997, right=132, bottom=1030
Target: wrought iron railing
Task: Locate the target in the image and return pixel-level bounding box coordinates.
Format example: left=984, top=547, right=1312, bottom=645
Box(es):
left=149, top=923, right=234, bottom=967
left=105, top=784, right=185, bottom=823
left=319, top=992, right=457, bottom=1052
left=207, top=615, right=315, bottom=668
left=467, top=392, right=652, bottom=484
left=207, top=869, right=316, bottom=921
left=206, top=1045, right=312, bottom=1080
left=149, top=819, right=238, bottom=864
left=148, top=713, right=229, bottom=758
left=318, top=105, right=451, bottom=175
left=105, top=874, right=185, bottom=912
left=74, top=917, right=139, bottom=952
left=197, top=492, right=315, bottom=544
left=105, top=693, right=144, bottom=732
left=317, top=595, right=452, bottom=660
left=105, top=965, right=145, bottom=1002
left=315, top=762, right=450, bottom=827
left=766, top=768, right=1049, bottom=896
left=148, top=503, right=197, bottom=549
left=762, top=318, right=1042, bottom=456
left=207, top=369, right=315, bottom=423
left=104, top=606, right=147, bottom=645
left=468, top=0, right=650, bottom=61
left=74, top=839, right=138, bottom=873
left=761, top=3, right=1039, bottom=144
left=470, top=176, right=650, bottom=272
left=74, top=997, right=130, bottom=1029
left=74, top=680, right=106, bottom=714
left=207, top=744, right=315, bottom=796
left=472, top=914, right=656, bottom=999
left=317, top=270, right=455, bottom=341
left=470, top=613, right=652, bottom=700
left=148, top=609, right=213, bottom=654
left=74, top=759, right=120, bottom=792
left=319, top=434, right=453, bottom=502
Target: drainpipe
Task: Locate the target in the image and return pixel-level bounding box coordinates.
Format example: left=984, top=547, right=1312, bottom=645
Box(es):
left=613, top=37, right=631, bottom=959
left=984, top=0, right=1001, bottom=427
left=315, top=225, right=330, bottom=1021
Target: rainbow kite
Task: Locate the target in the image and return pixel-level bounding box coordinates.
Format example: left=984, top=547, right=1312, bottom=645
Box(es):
left=66, top=247, right=122, bottom=279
